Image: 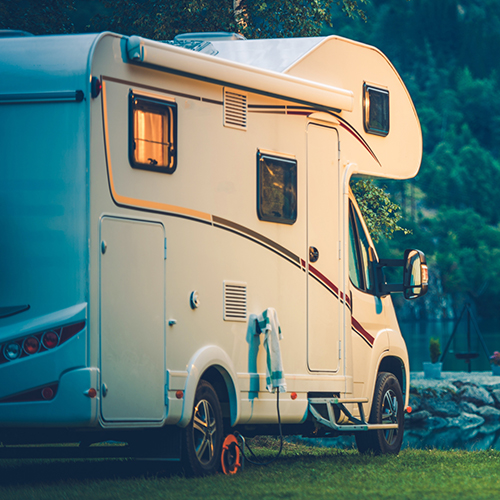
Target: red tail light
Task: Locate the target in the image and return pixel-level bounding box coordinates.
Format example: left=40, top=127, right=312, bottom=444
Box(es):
left=42, top=331, right=59, bottom=349
left=23, top=336, right=40, bottom=355
left=41, top=387, right=54, bottom=400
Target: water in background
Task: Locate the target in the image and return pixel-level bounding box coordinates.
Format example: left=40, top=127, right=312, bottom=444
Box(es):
left=399, top=318, right=500, bottom=372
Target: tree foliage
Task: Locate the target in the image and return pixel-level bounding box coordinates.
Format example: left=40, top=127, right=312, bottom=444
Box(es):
left=331, top=0, right=500, bottom=316
left=0, top=0, right=76, bottom=34
left=0, top=0, right=368, bottom=39
left=351, top=180, right=410, bottom=243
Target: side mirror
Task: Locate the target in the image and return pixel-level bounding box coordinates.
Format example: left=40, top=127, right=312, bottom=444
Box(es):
left=403, top=249, right=429, bottom=299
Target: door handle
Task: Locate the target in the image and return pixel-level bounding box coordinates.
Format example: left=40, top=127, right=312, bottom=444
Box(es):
left=309, top=246, right=319, bottom=263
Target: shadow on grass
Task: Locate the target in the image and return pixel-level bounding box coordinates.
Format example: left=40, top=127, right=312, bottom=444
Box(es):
left=0, top=458, right=185, bottom=487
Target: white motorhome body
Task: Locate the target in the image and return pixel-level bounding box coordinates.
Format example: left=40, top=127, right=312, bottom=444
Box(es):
left=0, top=32, right=426, bottom=472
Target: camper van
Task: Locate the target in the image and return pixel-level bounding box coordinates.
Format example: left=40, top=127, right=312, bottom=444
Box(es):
left=0, top=30, right=427, bottom=475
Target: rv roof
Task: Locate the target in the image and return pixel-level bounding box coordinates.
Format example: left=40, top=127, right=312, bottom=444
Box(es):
left=210, top=37, right=326, bottom=73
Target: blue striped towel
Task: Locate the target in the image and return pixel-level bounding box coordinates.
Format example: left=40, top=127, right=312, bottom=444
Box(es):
left=256, top=308, right=286, bottom=393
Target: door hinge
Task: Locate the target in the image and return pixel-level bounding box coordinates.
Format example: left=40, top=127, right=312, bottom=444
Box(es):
left=164, top=238, right=167, bottom=260
left=338, top=241, right=342, bottom=260
left=339, top=340, right=342, bottom=359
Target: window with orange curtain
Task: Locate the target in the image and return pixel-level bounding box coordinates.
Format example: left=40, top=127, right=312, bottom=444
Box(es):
left=129, top=92, right=177, bottom=173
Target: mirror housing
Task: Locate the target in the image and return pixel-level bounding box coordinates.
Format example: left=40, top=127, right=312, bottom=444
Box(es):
left=403, top=249, right=428, bottom=299
left=376, top=249, right=428, bottom=299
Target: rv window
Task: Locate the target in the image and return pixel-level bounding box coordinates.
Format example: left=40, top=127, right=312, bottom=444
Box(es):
left=363, top=84, right=389, bottom=137
left=129, top=92, right=177, bottom=173
left=257, top=152, right=297, bottom=225
left=349, top=202, right=374, bottom=293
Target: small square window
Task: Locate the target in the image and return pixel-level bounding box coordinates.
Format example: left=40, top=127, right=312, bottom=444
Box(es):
left=363, top=84, right=389, bottom=137
left=129, top=91, right=177, bottom=173
left=257, top=152, right=297, bottom=225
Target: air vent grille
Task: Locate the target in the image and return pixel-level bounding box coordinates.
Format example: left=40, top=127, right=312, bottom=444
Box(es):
left=224, top=89, right=247, bottom=130
left=223, top=281, right=247, bottom=321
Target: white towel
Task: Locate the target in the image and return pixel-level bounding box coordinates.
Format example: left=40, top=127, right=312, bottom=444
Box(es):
left=256, top=308, right=286, bottom=393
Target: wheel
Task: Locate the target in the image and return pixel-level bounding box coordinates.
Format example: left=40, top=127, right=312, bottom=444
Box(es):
left=181, top=380, right=224, bottom=476
left=355, top=372, right=404, bottom=455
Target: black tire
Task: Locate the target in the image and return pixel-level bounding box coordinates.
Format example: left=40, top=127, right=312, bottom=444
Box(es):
left=181, top=380, right=224, bottom=476
left=355, top=372, right=404, bottom=455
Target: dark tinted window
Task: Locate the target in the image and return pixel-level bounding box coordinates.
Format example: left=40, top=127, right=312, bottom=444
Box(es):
left=257, top=152, right=297, bottom=224
left=363, top=84, right=389, bottom=137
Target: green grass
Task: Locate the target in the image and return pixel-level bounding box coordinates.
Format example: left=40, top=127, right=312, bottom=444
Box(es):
left=1, top=440, right=500, bottom=500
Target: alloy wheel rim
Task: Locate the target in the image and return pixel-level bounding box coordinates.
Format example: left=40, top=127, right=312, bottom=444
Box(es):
left=381, top=388, right=399, bottom=444
left=193, top=399, right=217, bottom=464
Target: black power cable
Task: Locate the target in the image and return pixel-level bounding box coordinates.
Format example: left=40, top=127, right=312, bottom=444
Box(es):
left=234, top=389, right=284, bottom=466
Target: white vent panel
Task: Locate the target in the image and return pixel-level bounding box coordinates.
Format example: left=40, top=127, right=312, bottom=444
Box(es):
left=224, top=89, right=247, bottom=130
left=223, top=281, right=247, bottom=321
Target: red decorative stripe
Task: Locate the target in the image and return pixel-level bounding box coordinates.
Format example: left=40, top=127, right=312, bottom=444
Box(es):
left=308, top=264, right=339, bottom=296
left=351, top=317, right=375, bottom=345
left=337, top=121, right=380, bottom=166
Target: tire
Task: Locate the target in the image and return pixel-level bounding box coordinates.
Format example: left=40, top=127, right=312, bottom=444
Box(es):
left=181, top=380, right=224, bottom=476
left=355, top=372, right=404, bottom=455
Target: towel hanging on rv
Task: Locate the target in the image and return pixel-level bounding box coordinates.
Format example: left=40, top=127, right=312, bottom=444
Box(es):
left=256, top=308, right=286, bottom=393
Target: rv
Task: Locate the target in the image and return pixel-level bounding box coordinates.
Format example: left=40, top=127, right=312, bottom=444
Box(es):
left=0, top=31, right=427, bottom=475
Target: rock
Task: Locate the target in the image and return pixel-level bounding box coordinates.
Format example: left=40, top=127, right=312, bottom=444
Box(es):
left=405, top=410, right=431, bottom=426
left=490, top=389, right=500, bottom=407
left=476, top=406, right=500, bottom=420
left=460, top=401, right=479, bottom=414
left=447, top=412, right=485, bottom=430
left=462, top=427, right=481, bottom=441
left=478, top=421, right=500, bottom=435
left=427, top=416, right=448, bottom=431
left=464, top=433, right=496, bottom=451
left=459, top=385, right=494, bottom=406
left=482, top=382, right=500, bottom=393
left=425, top=428, right=462, bottom=449
left=430, top=401, right=461, bottom=418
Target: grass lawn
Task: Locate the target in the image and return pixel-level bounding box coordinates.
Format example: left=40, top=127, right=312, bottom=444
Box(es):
left=1, top=440, right=500, bottom=500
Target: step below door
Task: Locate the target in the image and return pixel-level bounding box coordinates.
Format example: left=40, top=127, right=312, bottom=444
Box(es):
left=100, top=217, right=165, bottom=422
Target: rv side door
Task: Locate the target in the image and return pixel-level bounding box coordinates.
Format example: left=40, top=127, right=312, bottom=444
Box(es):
left=306, top=124, right=342, bottom=373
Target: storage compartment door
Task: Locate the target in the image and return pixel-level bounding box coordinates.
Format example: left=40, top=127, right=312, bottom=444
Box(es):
left=100, top=217, right=165, bottom=422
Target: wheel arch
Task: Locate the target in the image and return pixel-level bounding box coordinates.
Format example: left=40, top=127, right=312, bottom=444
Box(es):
left=378, top=355, right=408, bottom=407
left=377, top=356, right=406, bottom=396
left=178, top=345, right=240, bottom=428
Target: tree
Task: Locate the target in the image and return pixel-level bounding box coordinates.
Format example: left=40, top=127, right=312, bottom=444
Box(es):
left=0, top=0, right=76, bottom=34
left=351, top=179, right=410, bottom=243
left=0, top=0, right=369, bottom=39
left=88, top=0, right=368, bottom=40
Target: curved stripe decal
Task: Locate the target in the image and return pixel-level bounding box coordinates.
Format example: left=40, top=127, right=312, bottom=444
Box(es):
left=352, top=317, right=375, bottom=347
left=249, top=104, right=381, bottom=166
left=101, top=80, right=212, bottom=223
left=102, top=80, right=375, bottom=349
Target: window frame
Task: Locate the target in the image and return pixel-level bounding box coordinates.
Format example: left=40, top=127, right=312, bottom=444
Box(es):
left=256, top=151, right=298, bottom=225
left=128, top=91, right=178, bottom=174
left=348, top=201, right=377, bottom=294
left=363, top=83, right=390, bottom=137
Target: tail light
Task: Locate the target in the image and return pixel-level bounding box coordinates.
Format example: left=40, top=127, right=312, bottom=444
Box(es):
left=23, top=336, right=40, bottom=355
left=3, top=342, right=21, bottom=361
left=42, top=330, right=59, bottom=349
left=0, top=321, right=85, bottom=364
